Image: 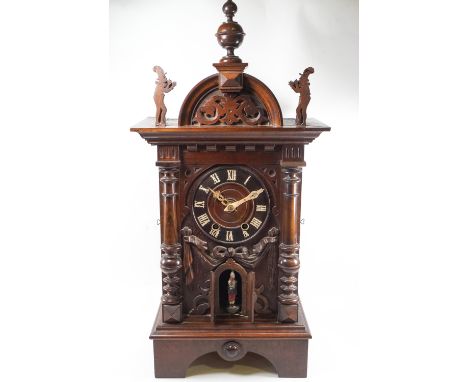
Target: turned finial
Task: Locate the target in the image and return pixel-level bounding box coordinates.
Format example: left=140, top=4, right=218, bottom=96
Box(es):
left=216, top=0, right=245, bottom=63
left=222, top=0, right=237, bottom=21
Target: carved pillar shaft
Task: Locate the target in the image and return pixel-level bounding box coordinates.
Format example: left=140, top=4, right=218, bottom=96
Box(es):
left=278, top=167, right=302, bottom=323
left=157, top=146, right=183, bottom=323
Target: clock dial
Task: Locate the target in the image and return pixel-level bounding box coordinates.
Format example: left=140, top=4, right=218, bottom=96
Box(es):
left=192, top=166, right=270, bottom=244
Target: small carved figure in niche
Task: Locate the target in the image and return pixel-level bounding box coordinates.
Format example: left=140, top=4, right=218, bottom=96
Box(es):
left=289, top=67, right=315, bottom=126
left=153, top=66, right=177, bottom=127
left=226, top=271, right=240, bottom=314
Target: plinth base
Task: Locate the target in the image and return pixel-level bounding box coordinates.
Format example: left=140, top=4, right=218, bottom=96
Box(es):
left=149, top=303, right=311, bottom=378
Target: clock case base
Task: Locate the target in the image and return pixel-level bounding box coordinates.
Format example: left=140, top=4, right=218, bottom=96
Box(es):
left=150, top=301, right=311, bottom=378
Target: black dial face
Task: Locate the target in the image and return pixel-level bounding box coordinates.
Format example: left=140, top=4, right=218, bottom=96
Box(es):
left=192, top=166, right=270, bottom=244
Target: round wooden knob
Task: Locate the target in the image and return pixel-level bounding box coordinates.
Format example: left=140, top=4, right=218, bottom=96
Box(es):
left=221, top=341, right=243, bottom=360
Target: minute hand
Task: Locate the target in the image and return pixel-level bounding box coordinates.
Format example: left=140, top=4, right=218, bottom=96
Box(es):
left=224, top=189, right=264, bottom=212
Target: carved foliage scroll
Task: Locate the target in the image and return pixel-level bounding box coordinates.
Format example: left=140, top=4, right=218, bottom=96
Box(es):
left=254, top=284, right=272, bottom=314
left=194, top=94, right=268, bottom=126
left=189, top=279, right=211, bottom=315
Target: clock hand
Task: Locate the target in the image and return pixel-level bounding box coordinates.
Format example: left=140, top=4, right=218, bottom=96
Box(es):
left=224, top=188, right=264, bottom=212
left=209, top=188, right=229, bottom=206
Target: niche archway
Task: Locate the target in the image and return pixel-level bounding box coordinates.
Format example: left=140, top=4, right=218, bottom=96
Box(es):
left=210, top=258, right=255, bottom=322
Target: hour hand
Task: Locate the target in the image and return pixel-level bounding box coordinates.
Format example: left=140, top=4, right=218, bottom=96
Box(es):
left=224, top=188, right=264, bottom=211
left=209, top=188, right=229, bottom=206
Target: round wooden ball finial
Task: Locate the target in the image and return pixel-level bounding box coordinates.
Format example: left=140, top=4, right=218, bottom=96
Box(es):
left=216, top=0, right=245, bottom=63
left=222, top=0, right=237, bottom=22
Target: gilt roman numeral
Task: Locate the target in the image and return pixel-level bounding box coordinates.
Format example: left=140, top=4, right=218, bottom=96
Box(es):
left=194, top=201, right=205, bottom=208
left=256, top=204, right=267, bottom=212
left=210, top=173, right=221, bottom=184
left=199, top=185, right=209, bottom=194
left=244, top=175, right=251, bottom=185
left=197, top=213, right=211, bottom=227
left=226, top=231, right=234, bottom=241
left=227, top=169, right=237, bottom=181
left=210, top=226, right=220, bottom=238
left=250, top=217, right=262, bottom=229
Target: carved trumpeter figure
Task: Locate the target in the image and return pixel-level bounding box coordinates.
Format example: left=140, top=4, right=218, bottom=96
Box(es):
left=289, top=67, right=314, bottom=125
left=153, top=66, right=176, bottom=127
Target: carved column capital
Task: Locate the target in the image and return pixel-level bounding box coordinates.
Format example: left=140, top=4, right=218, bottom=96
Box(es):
left=157, top=145, right=181, bottom=167
left=280, top=145, right=305, bottom=168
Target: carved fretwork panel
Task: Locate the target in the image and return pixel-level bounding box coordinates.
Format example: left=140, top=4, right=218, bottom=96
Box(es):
left=193, top=93, right=268, bottom=126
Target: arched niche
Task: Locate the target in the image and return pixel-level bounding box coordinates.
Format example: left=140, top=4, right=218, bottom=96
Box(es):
left=178, top=74, right=283, bottom=126
left=186, top=351, right=277, bottom=377
left=210, top=258, right=255, bottom=322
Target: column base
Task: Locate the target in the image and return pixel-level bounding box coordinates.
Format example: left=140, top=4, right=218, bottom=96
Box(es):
left=162, top=303, right=183, bottom=323
left=277, top=302, right=298, bottom=323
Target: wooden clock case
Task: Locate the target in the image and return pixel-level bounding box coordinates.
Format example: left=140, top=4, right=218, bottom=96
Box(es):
left=131, top=0, right=330, bottom=378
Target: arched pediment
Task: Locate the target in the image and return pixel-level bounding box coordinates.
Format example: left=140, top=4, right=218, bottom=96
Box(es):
left=178, top=74, right=283, bottom=126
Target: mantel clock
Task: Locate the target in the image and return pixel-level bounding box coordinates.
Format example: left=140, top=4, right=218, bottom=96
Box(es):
left=131, top=0, right=331, bottom=377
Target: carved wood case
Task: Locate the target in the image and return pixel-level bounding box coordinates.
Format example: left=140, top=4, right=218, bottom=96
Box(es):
left=130, top=0, right=330, bottom=378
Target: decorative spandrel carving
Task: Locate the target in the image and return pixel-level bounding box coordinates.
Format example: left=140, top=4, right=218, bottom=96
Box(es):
left=193, top=94, right=268, bottom=126
left=289, top=67, right=314, bottom=126
left=182, top=226, right=279, bottom=275
left=153, top=66, right=177, bottom=127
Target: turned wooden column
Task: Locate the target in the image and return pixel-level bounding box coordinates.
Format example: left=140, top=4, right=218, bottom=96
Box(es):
left=278, top=145, right=305, bottom=323
left=157, top=146, right=183, bottom=323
